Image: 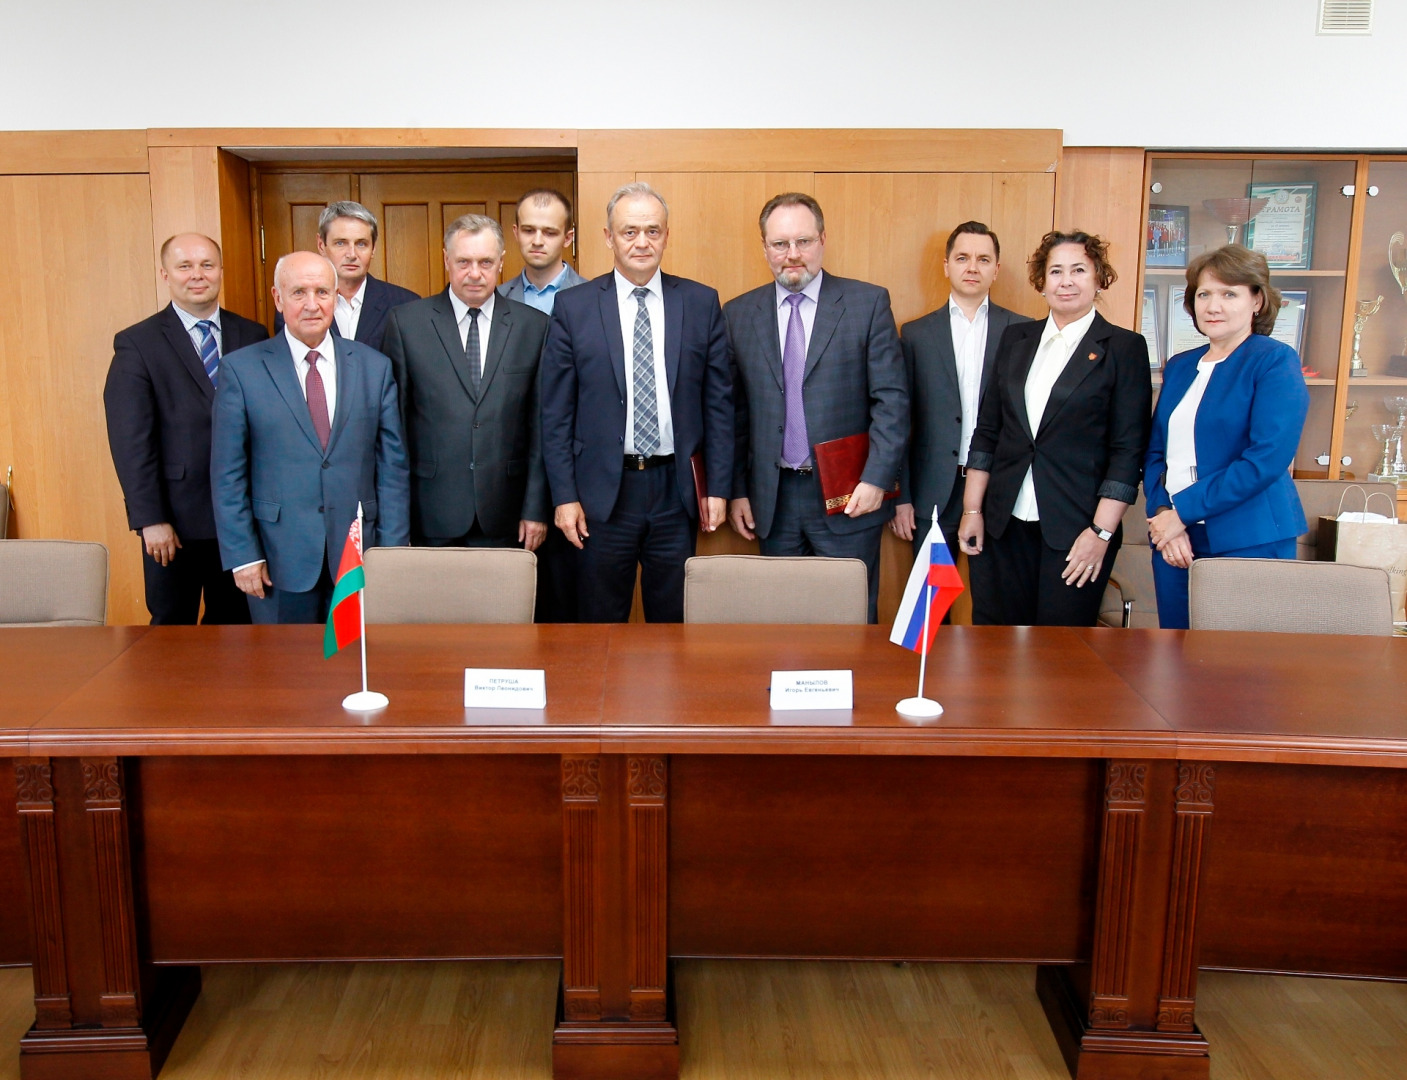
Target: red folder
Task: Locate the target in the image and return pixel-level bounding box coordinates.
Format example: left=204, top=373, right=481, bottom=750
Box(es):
left=813, top=433, right=900, bottom=515
left=690, top=451, right=708, bottom=522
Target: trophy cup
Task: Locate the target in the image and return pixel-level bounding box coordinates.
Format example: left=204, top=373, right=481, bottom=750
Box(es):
left=1389, top=232, right=1407, bottom=377
left=1202, top=196, right=1270, bottom=245
left=1351, top=296, right=1383, bottom=378
left=1370, top=424, right=1397, bottom=481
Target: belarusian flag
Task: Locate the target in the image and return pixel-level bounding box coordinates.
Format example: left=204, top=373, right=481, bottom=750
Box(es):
left=324, top=512, right=366, bottom=658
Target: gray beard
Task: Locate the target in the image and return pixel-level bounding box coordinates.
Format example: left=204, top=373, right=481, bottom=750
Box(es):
left=776, top=267, right=816, bottom=293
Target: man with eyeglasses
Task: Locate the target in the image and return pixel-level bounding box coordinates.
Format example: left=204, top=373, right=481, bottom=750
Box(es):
left=725, top=192, right=907, bottom=622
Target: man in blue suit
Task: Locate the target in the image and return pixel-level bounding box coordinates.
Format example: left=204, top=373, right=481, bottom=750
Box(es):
left=212, top=251, right=410, bottom=624
left=274, top=202, right=419, bottom=353
left=540, top=182, right=733, bottom=622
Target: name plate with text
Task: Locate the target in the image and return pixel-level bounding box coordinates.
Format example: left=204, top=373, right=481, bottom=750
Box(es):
left=769, top=670, right=853, bottom=711
left=464, top=668, right=547, bottom=709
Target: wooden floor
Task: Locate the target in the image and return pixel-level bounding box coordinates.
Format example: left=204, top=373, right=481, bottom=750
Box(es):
left=1, top=961, right=1405, bottom=1079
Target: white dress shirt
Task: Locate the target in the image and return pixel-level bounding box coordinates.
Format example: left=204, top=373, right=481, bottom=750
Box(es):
left=333, top=277, right=367, bottom=340
left=1165, top=353, right=1226, bottom=498
left=1012, top=306, right=1098, bottom=522
left=284, top=327, right=337, bottom=424
left=172, top=302, right=221, bottom=357
left=615, top=269, right=674, bottom=456
left=949, top=296, right=989, bottom=466
left=448, top=289, right=495, bottom=379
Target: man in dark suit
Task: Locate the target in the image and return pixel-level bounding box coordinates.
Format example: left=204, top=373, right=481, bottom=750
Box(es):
left=274, top=201, right=418, bottom=353
left=725, top=193, right=908, bottom=622
left=211, top=251, right=410, bottom=624
left=893, top=221, right=1029, bottom=564
left=383, top=214, right=551, bottom=548
left=104, top=232, right=268, bottom=624
left=540, top=182, right=733, bottom=623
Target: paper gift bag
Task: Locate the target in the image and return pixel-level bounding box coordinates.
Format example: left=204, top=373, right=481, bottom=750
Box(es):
left=1318, top=488, right=1407, bottom=623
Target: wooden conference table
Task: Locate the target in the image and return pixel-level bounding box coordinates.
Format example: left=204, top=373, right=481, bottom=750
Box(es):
left=2, top=623, right=1405, bottom=1080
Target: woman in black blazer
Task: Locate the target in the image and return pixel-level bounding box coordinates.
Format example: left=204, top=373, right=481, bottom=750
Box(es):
left=957, top=231, right=1152, bottom=626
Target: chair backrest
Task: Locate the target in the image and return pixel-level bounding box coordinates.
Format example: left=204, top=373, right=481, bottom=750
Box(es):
left=0, top=540, right=108, bottom=626
left=1294, top=479, right=1398, bottom=560
left=361, top=546, right=536, bottom=624
left=1189, top=557, right=1394, bottom=636
left=683, top=554, right=868, bottom=624
left=1098, top=490, right=1159, bottom=628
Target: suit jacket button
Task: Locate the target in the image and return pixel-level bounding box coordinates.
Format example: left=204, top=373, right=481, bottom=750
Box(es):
left=318, top=506, right=324, bottom=513
left=951, top=450, right=958, bottom=457
left=321, top=462, right=330, bottom=469
left=469, top=462, right=475, bottom=470
left=777, top=426, right=784, bottom=433
left=474, top=422, right=481, bottom=429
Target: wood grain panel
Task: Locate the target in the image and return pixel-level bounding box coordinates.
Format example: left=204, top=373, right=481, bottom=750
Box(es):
left=0, top=130, right=148, bottom=175
left=383, top=203, right=432, bottom=297
left=150, top=128, right=577, bottom=150
left=579, top=129, right=1062, bottom=175
left=148, top=145, right=223, bottom=304
left=216, top=149, right=257, bottom=321
left=669, top=755, right=1102, bottom=961
left=1056, top=147, right=1147, bottom=330
left=0, top=760, right=27, bottom=966
left=132, top=755, right=562, bottom=962
left=0, top=173, right=157, bottom=625
left=13, top=760, right=68, bottom=1022
left=635, top=172, right=812, bottom=305
left=573, top=173, right=633, bottom=279
left=990, top=172, right=1059, bottom=319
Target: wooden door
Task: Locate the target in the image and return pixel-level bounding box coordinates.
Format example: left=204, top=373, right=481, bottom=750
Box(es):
left=256, top=168, right=577, bottom=327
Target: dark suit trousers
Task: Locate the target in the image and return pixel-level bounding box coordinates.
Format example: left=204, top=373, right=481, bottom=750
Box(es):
left=247, top=558, right=334, bottom=625
left=535, top=528, right=580, bottom=623
left=761, top=469, right=884, bottom=623
left=418, top=520, right=516, bottom=548
left=142, top=537, right=250, bottom=625
left=970, top=518, right=1119, bottom=627
left=910, top=468, right=966, bottom=626
left=579, top=466, right=694, bottom=623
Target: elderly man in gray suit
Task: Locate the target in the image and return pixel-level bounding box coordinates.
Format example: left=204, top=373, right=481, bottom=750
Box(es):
left=382, top=214, right=551, bottom=549
left=725, top=192, right=908, bottom=622
left=893, top=221, right=1030, bottom=565
left=498, top=188, right=587, bottom=314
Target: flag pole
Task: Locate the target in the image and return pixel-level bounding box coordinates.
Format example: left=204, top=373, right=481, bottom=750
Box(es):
left=341, top=500, right=389, bottom=712
left=916, top=579, right=932, bottom=699
left=356, top=501, right=369, bottom=696
left=896, top=506, right=944, bottom=721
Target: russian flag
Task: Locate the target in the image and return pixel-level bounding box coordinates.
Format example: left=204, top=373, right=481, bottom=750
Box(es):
left=889, top=514, right=965, bottom=654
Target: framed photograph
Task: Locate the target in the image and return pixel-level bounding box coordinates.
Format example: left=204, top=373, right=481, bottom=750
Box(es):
left=1167, top=286, right=1207, bottom=358
left=1141, top=287, right=1163, bottom=368
left=1146, top=204, right=1189, bottom=268
left=1244, top=183, right=1317, bottom=270
left=1271, top=289, right=1308, bottom=356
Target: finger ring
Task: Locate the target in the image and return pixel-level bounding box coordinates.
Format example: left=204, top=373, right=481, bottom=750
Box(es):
left=1087, top=563, right=1096, bottom=571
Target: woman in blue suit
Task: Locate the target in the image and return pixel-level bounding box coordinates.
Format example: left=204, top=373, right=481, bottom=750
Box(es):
left=1145, top=244, right=1309, bottom=629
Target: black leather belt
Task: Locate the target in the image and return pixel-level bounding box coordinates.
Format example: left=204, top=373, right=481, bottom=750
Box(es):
left=624, top=453, right=674, bottom=471
left=779, top=465, right=814, bottom=475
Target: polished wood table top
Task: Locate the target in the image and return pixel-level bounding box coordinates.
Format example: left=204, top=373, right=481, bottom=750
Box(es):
left=0, top=624, right=1403, bottom=763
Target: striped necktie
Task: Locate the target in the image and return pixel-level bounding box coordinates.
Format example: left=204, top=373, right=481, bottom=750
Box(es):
left=631, top=287, right=660, bottom=456
left=196, top=320, right=220, bottom=387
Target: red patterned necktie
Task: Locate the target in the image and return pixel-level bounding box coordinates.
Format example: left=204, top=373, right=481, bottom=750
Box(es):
left=305, top=350, right=331, bottom=451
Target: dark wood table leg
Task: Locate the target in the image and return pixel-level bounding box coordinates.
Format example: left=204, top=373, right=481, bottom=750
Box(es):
left=15, top=757, right=199, bottom=1080
left=1039, top=760, right=1215, bottom=1080
left=554, top=754, right=677, bottom=1080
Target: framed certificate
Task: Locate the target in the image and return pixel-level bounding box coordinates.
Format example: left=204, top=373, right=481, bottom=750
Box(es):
left=1271, top=289, right=1308, bottom=356
left=1245, top=183, right=1317, bottom=270
left=1146, top=205, right=1189, bottom=268
left=1167, top=286, right=1207, bottom=358
left=1141, top=287, right=1163, bottom=367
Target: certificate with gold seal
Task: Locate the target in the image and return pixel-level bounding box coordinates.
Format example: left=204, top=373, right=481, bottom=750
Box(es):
left=1244, top=183, right=1316, bottom=270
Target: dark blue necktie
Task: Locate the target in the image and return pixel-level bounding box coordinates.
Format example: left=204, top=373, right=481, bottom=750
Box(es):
left=196, top=320, right=220, bottom=387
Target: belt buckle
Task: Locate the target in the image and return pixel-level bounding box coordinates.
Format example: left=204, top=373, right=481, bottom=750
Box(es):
left=627, top=454, right=646, bottom=471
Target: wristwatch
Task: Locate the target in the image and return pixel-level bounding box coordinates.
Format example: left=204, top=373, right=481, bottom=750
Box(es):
left=1090, top=522, right=1114, bottom=542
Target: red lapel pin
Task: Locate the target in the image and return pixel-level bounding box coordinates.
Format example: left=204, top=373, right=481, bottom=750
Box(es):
left=1088, top=352, right=1098, bottom=361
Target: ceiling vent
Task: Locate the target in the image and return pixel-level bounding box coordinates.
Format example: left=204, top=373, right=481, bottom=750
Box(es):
left=1318, top=0, right=1373, bottom=34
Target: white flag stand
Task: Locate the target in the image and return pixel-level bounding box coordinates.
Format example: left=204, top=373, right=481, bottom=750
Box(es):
left=342, top=502, right=389, bottom=712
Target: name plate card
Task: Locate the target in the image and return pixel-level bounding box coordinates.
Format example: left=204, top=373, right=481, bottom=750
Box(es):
left=464, top=668, right=547, bottom=709
left=769, top=670, right=853, bottom=711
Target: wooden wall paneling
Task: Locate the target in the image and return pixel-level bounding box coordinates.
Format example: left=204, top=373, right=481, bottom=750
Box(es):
left=256, top=170, right=354, bottom=326
left=150, top=128, right=578, bottom=151
left=0, top=130, right=148, bottom=175
left=578, top=129, right=1061, bottom=175
left=216, top=150, right=257, bottom=321
left=989, top=172, right=1058, bottom=320
left=0, top=173, right=157, bottom=625
left=1055, top=148, right=1147, bottom=330
left=14, top=759, right=68, bottom=1021
left=576, top=173, right=635, bottom=279
left=0, top=760, right=29, bottom=965
left=148, top=145, right=223, bottom=305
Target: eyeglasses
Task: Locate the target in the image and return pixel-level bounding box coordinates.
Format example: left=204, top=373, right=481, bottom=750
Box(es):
left=767, top=236, right=819, bottom=255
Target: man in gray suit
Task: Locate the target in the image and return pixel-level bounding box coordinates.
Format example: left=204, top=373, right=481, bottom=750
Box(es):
left=498, top=189, right=586, bottom=314
left=893, top=221, right=1029, bottom=564
left=383, top=214, right=551, bottom=549
left=725, top=192, right=908, bottom=622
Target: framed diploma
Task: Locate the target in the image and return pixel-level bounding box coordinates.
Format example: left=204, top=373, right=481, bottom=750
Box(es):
left=1146, top=204, right=1189, bottom=268
left=1141, top=287, right=1163, bottom=367
left=1244, top=183, right=1317, bottom=270
left=1271, top=289, right=1308, bottom=356
left=1167, top=286, right=1207, bottom=358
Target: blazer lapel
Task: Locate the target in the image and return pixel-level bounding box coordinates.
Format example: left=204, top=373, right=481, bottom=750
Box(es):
left=160, top=305, right=215, bottom=401
left=803, top=275, right=843, bottom=381
left=263, top=338, right=324, bottom=454
left=1037, top=313, right=1109, bottom=436
left=932, top=305, right=959, bottom=395
left=598, top=276, right=627, bottom=399
left=429, top=289, right=476, bottom=399
left=324, top=342, right=353, bottom=457
left=980, top=306, right=1008, bottom=400
left=662, top=275, right=682, bottom=398
left=1008, top=324, right=1043, bottom=442
left=478, top=300, right=512, bottom=398
left=755, top=289, right=785, bottom=390
left=354, top=277, right=388, bottom=345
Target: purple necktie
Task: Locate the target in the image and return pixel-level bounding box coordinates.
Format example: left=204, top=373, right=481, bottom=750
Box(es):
left=305, top=350, right=331, bottom=451
left=781, top=292, right=809, bottom=467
